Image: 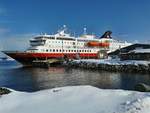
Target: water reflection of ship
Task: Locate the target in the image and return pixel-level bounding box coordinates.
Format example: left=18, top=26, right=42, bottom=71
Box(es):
left=48, top=67, right=65, bottom=73
left=29, top=67, right=122, bottom=90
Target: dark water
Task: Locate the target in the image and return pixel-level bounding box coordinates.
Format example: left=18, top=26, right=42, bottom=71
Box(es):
left=0, top=60, right=150, bottom=92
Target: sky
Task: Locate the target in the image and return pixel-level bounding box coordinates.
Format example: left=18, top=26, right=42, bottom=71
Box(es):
left=1, top=0, right=150, bottom=52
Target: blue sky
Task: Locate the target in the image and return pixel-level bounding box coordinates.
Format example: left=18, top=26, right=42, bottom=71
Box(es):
left=0, top=0, right=150, bottom=52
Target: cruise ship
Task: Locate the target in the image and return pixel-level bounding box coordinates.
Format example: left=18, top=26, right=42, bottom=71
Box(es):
left=2, top=26, right=131, bottom=66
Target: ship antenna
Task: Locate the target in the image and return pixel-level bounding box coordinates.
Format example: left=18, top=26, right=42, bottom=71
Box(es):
left=73, top=31, right=75, bottom=37
left=83, top=27, right=87, bottom=35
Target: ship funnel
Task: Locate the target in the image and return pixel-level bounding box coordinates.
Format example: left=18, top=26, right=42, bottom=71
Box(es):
left=100, top=31, right=112, bottom=39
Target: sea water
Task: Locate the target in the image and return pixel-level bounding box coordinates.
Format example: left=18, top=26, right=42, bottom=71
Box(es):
left=0, top=60, right=150, bottom=92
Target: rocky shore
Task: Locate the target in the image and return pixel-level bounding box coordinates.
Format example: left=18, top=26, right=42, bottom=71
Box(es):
left=64, top=59, right=150, bottom=73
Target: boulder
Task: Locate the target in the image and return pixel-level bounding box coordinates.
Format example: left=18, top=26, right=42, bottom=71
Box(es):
left=134, top=83, right=150, bottom=92
left=0, top=87, right=11, bottom=95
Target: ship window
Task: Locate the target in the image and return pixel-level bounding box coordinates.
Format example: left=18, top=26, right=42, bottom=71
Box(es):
left=79, top=50, right=81, bottom=52
left=56, top=49, right=58, bottom=52
left=49, top=37, right=55, bottom=39
left=57, top=37, right=75, bottom=41
left=82, top=50, right=84, bottom=52
left=49, top=49, right=51, bottom=52
left=53, top=49, right=55, bottom=52
left=46, top=49, right=48, bottom=52
left=74, top=50, right=76, bottom=52
left=63, top=49, right=65, bottom=52
left=60, top=49, right=62, bottom=52
left=69, top=50, right=70, bottom=52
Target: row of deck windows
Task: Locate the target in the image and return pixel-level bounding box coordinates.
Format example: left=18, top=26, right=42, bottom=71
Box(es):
left=44, top=49, right=92, bottom=53
left=48, top=40, right=84, bottom=45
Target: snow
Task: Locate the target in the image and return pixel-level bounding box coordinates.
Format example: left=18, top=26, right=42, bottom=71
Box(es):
left=131, top=48, right=150, bottom=53
left=73, top=59, right=150, bottom=66
left=0, top=86, right=150, bottom=113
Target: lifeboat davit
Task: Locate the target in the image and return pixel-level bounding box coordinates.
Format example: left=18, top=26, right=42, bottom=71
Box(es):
left=87, top=41, right=109, bottom=47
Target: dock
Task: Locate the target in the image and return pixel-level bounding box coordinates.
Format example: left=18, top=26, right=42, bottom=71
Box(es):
left=32, top=59, right=64, bottom=68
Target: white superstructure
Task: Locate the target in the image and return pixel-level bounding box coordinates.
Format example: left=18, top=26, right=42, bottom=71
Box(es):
left=27, top=27, right=131, bottom=57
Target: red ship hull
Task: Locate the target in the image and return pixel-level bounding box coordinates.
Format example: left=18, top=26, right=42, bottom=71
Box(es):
left=3, top=51, right=98, bottom=66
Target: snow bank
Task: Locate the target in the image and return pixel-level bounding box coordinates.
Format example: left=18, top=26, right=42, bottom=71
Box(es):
left=131, top=48, right=150, bottom=53
left=0, top=86, right=150, bottom=113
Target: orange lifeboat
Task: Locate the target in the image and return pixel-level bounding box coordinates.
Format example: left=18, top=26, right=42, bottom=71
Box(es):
left=87, top=41, right=99, bottom=47
left=87, top=41, right=109, bottom=47
left=99, top=42, right=110, bottom=47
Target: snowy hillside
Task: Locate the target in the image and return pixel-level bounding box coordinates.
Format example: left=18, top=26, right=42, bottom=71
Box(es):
left=0, top=86, right=150, bottom=113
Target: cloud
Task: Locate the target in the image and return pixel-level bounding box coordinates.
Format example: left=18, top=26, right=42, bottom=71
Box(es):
left=0, top=7, right=6, bottom=15
left=117, top=33, right=129, bottom=38
left=0, top=33, right=38, bottom=51
left=0, top=25, right=38, bottom=51
left=0, top=28, right=10, bottom=34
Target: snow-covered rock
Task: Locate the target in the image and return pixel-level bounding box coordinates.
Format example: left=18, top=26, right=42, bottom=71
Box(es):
left=131, top=48, right=150, bottom=53
left=73, top=59, right=150, bottom=66
left=0, top=86, right=150, bottom=113
left=66, top=59, right=150, bottom=73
